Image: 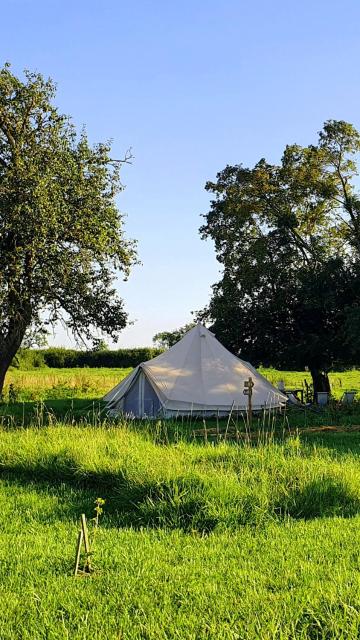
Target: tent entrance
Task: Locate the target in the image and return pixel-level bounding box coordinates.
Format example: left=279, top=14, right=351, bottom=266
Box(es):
left=123, top=370, right=161, bottom=418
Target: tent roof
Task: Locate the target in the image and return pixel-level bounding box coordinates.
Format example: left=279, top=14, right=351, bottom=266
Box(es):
left=104, top=323, right=287, bottom=411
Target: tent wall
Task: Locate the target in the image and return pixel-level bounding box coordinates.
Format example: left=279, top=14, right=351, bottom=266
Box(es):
left=123, top=370, right=161, bottom=417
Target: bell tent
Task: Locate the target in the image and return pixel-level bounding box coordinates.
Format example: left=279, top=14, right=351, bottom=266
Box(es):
left=104, top=323, right=287, bottom=418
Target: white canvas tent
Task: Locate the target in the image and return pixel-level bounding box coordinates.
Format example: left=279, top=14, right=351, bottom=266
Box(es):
left=104, top=323, right=287, bottom=418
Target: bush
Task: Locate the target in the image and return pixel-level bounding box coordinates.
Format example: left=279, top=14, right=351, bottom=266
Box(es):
left=12, top=347, right=163, bottom=369
left=12, top=349, right=46, bottom=369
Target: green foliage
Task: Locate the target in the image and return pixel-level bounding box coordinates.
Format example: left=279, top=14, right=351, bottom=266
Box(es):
left=2, top=426, right=360, bottom=637
left=0, top=64, right=137, bottom=390
left=200, top=120, right=360, bottom=391
left=12, top=346, right=163, bottom=370
left=90, top=338, right=109, bottom=352
left=153, top=322, right=196, bottom=348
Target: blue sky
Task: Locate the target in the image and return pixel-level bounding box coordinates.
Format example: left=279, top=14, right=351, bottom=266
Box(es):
left=2, top=0, right=360, bottom=346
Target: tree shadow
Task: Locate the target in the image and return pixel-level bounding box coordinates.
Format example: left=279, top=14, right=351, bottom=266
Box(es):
left=0, top=458, right=218, bottom=533
left=300, top=431, right=360, bottom=457
left=0, top=398, right=106, bottom=427
left=2, top=455, right=360, bottom=533
left=277, top=476, right=360, bottom=520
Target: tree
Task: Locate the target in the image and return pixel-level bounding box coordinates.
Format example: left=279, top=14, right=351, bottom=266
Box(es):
left=0, top=65, right=136, bottom=393
left=153, top=322, right=196, bottom=349
left=21, top=324, right=49, bottom=349
left=200, top=121, right=360, bottom=395
left=90, top=338, right=109, bottom=352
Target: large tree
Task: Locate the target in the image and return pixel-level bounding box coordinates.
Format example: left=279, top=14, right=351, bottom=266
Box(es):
left=0, top=65, right=136, bottom=393
left=200, top=121, right=360, bottom=395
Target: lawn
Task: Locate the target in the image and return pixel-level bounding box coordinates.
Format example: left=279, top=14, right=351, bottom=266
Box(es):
left=1, top=425, right=360, bottom=638
left=2, top=367, right=360, bottom=637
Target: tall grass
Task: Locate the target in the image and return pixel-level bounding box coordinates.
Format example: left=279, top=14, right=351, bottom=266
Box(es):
left=2, top=424, right=360, bottom=530
left=2, top=367, right=131, bottom=401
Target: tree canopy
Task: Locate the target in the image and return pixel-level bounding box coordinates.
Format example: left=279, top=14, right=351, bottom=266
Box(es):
left=200, top=120, right=360, bottom=393
left=0, top=65, right=136, bottom=391
left=153, top=323, right=196, bottom=349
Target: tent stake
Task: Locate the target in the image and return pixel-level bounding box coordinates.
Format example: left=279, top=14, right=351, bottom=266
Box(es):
left=224, top=401, right=235, bottom=441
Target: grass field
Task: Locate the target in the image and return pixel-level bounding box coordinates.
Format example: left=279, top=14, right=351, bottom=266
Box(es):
left=2, top=369, right=360, bottom=637
left=3, top=366, right=360, bottom=402
left=2, top=367, right=132, bottom=401
left=3, top=366, right=360, bottom=431
left=1, top=425, right=360, bottom=638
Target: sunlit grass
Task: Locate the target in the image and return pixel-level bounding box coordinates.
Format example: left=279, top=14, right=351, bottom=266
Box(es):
left=3, top=367, right=132, bottom=400
left=4, top=366, right=360, bottom=403
left=260, top=367, right=360, bottom=399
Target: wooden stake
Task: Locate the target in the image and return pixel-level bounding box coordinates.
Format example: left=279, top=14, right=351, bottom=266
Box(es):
left=248, top=378, right=253, bottom=430
left=203, top=419, right=208, bottom=444
left=81, top=513, right=92, bottom=572
left=74, top=529, right=84, bottom=576
left=224, top=400, right=235, bottom=441
left=243, top=377, right=254, bottom=431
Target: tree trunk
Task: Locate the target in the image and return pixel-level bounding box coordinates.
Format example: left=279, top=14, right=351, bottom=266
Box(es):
left=310, top=368, right=331, bottom=402
left=0, top=353, right=13, bottom=399
left=0, top=327, right=27, bottom=398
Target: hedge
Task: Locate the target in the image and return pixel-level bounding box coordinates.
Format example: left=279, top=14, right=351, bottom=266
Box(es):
left=12, top=347, right=163, bottom=370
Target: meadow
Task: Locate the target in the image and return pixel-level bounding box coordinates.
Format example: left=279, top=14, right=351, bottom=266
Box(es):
left=2, top=368, right=360, bottom=638
left=3, top=365, right=360, bottom=403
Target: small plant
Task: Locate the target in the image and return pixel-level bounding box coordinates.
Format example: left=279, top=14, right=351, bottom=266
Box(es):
left=92, top=497, right=106, bottom=535
left=74, top=498, right=106, bottom=577
left=8, top=383, right=18, bottom=404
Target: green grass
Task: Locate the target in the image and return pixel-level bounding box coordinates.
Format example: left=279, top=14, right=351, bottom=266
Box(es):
left=4, top=366, right=360, bottom=403
left=260, top=367, right=360, bottom=399
left=2, top=368, right=360, bottom=636
left=2, top=424, right=360, bottom=637
left=3, top=367, right=132, bottom=401
left=3, top=366, right=360, bottom=431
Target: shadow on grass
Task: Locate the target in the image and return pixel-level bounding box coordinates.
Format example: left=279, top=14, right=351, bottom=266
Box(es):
left=0, top=460, right=218, bottom=532
left=0, top=398, right=106, bottom=427
left=278, top=476, right=360, bottom=519
left=300, top=431, right=360, bottom=455
left=2, top=455, right=360, bottom=532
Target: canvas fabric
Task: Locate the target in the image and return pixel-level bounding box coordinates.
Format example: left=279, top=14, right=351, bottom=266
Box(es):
left=104, top=324, right=287, bottom=417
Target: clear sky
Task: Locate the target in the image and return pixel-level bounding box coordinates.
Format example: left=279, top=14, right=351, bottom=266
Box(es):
left=2, top=0, right=360, bottom=346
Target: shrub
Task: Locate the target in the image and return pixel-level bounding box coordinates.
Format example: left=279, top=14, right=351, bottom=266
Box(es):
left=12, top=347, right=163, bottom=369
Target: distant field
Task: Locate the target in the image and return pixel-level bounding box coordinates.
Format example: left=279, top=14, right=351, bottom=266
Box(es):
left=3, top=366, right=360, bottom=402
left=3, top=367, right=132, bottom=401
left=1, top=425, right=360, bottom=638
left=260, top=367, right=360, bottom=399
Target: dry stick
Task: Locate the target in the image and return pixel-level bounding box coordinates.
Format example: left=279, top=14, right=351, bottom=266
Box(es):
left=224, top=400, right=235, bottom=442
left=241, top=411, right=249, bottom=444
left=81, top=513, right=92, bottom=573
left=234, top=404, right=239, bottom=442
left=203, top=419, right=208, bottom=444
left=74, top=529, right=84, bottom=577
